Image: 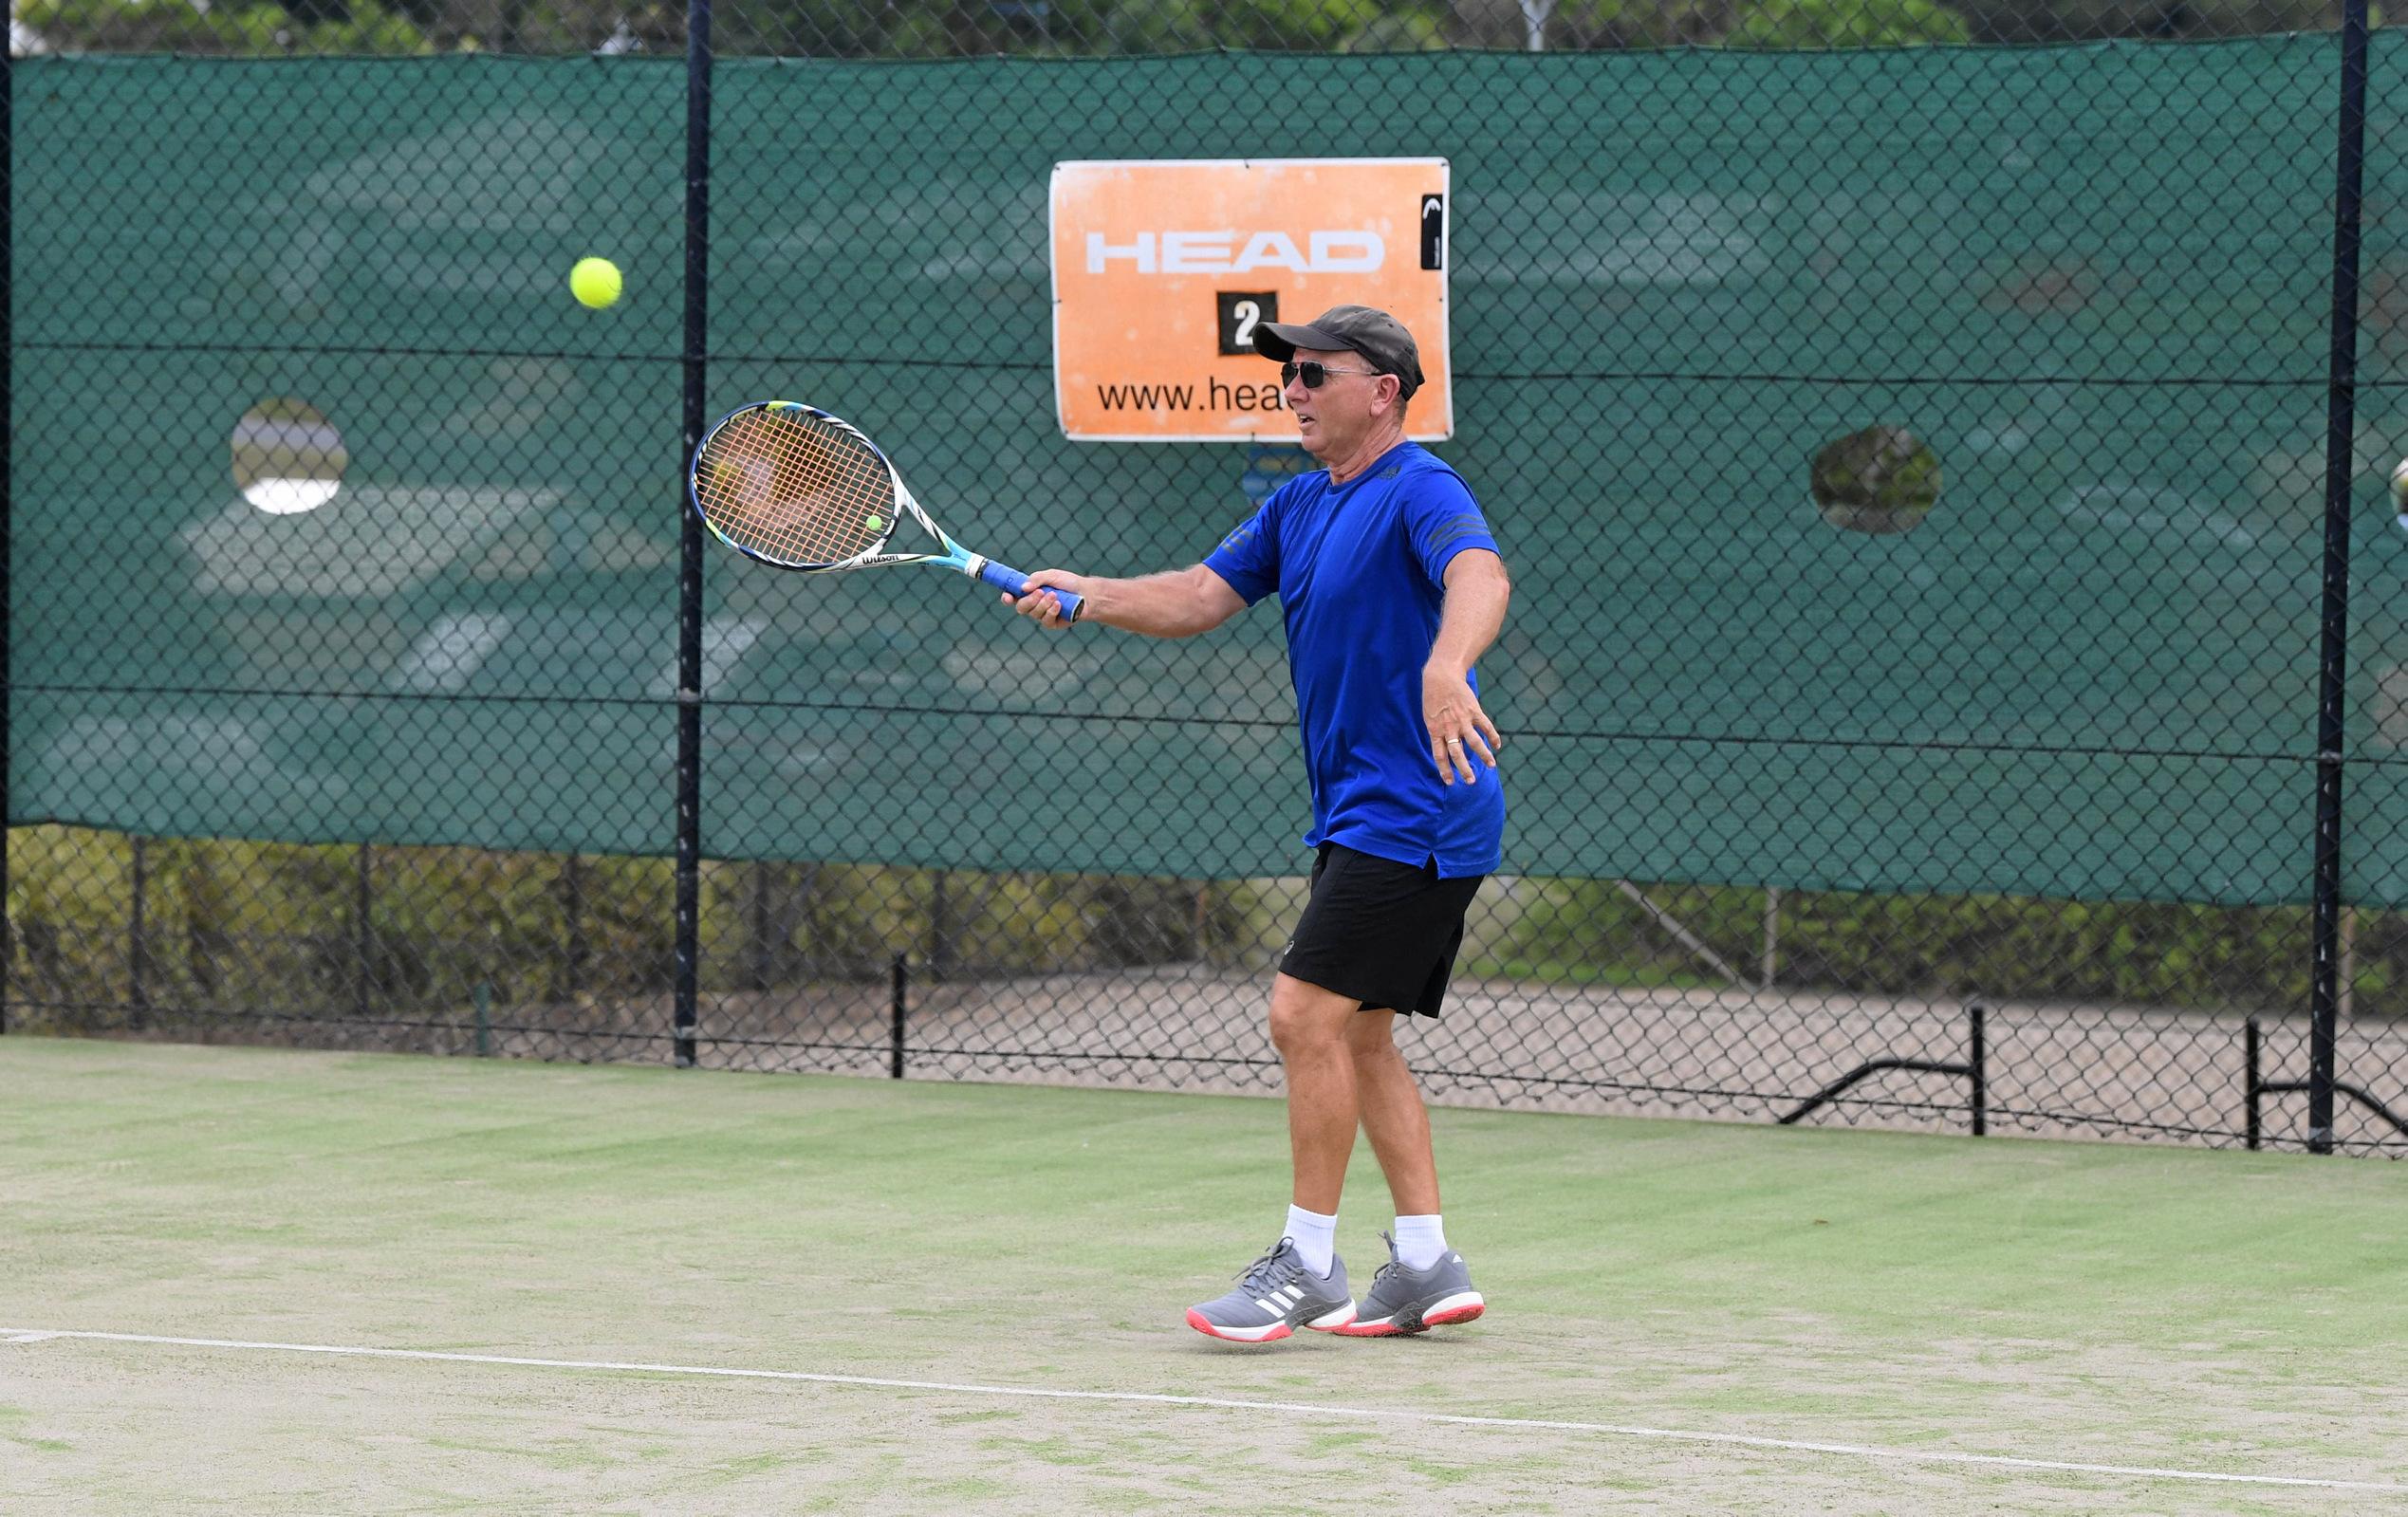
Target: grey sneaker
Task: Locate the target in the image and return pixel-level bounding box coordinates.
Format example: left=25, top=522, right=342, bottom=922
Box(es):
left=1185, top=1237, right=1357, bottom=1342
left=1332, top=1232, right=1486, bottom=1336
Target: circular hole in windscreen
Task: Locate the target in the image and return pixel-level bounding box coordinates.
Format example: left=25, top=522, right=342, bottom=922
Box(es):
left=1810, top=425, right=1942, bottom=536
left=232, top=399, right=347, bottom=515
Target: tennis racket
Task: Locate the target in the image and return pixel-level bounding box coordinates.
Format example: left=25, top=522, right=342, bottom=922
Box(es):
left=686, top=401, right=1083, bottom=623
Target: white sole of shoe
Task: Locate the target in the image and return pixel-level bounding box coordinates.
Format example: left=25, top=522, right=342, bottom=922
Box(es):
left=1303, top=1301, right=1359, bottom=1332
left=1186, top=1298, right=1357, bottom=1342
left=1331, top=1289, right=1486, bottom=1337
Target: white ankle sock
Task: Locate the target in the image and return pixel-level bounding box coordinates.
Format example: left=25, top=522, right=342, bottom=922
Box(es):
left=1394, top=1213, right=1448, bottom=1270
left=1285, top=1204, right=1338, bottom=1277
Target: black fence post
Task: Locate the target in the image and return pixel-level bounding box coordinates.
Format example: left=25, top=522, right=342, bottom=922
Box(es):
left=128, top=837, right=148, bottom=1029
left=890, top=953, right=910, bottom=1080
left=2309, top=0, right=2375, bottom=1156
left=1968, top=1001, right=1987, bottom=1138
left=355, top=843, right=373, bottom=1019
left=672, top=0, right=715, bottom=1071
left=2246, top=1016, right=2263, bottom=1152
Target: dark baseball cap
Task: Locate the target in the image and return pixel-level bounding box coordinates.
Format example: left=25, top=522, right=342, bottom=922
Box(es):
left=1251, top=305, right=1424, bottom=400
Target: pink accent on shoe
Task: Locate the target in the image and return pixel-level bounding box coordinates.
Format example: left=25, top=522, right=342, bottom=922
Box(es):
left=1186, top=1307, right=1294, bottom=1343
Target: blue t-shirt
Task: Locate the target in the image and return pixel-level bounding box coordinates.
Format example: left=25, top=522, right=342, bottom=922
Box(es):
left=1203, top=441, right=1505, bottom=878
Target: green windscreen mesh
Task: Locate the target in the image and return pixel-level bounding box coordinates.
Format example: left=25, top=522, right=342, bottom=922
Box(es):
left=15, top=40, right=2408, bottom=903
left=2347, top=30, right=2408, bottom=907
left=15, top=59, right=689, bottom=855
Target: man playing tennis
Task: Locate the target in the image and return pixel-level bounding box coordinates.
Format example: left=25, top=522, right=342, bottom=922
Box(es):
left=1009, top=305, right=1510, bottom=1341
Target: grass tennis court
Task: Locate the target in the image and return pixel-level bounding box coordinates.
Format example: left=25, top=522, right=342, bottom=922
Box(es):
left=3, top=1036, right=2403, bottom=1514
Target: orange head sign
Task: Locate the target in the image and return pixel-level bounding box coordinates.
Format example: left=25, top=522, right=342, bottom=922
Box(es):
left=1050, top=158, right=1451, bottom=443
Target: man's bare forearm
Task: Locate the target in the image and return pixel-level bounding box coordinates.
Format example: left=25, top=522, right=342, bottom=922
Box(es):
left=1076, top=565, right=1245, bottom=638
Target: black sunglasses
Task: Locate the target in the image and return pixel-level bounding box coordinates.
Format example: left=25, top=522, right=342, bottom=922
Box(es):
left=1280, top=361, right=1382, bottom=390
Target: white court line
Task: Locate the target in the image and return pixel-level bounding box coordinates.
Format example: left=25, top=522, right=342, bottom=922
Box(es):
left=4, top=1327, right=2400, bottom=1496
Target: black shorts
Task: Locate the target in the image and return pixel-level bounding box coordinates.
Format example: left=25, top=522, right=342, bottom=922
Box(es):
left=1280, top=842, right=1486, bottom=1019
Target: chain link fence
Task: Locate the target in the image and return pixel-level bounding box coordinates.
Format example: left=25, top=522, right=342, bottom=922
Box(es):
left=8, top=0, right=2406, bottom=1155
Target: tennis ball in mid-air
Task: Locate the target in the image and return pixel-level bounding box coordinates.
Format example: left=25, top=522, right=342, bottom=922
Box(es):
left=864, top=514, right=887, bottom=533
left=570, top=257, right=622, bottom=309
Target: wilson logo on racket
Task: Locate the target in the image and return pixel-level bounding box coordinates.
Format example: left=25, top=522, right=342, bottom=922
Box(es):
left=686, top=401, right=1082, bottom=624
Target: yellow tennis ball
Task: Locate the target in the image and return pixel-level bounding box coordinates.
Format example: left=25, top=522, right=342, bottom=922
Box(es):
left=864, top=514, right=887, bottom=532
left=569, top=257, right=622, bottom=309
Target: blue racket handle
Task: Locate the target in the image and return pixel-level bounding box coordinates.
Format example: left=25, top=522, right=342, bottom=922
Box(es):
left=977, top=558, right=1084, bottom=624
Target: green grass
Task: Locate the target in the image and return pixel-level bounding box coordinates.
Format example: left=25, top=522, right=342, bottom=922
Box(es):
left=1, top=1036, right=2404, bottom=1515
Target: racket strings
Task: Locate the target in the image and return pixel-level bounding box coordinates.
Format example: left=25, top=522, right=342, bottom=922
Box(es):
left=694, top=410, right=898, bottom=567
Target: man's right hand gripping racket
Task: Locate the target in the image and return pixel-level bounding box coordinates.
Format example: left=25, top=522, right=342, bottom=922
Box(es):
left=686, top=401, right=1083, bottom=624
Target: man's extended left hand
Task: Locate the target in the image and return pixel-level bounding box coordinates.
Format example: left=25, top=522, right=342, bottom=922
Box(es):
left=1423, top=663, right=1502, bottom=786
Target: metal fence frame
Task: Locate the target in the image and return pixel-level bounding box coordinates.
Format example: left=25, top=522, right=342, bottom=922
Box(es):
left=6, top=6, right=2405, bottom=1154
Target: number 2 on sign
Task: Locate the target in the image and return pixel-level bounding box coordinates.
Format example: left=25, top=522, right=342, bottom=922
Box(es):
left=1216, top=290, right=1279, bottom=356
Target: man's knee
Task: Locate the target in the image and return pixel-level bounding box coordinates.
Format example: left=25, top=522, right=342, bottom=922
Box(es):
left=1269, top=974, right=1356, bottom=1057
left=1345, top=1009, right=1401, bottom=1064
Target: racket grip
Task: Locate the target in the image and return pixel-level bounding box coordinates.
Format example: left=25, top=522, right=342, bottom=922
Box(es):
left=976, top=558, right=1084, bottom=624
